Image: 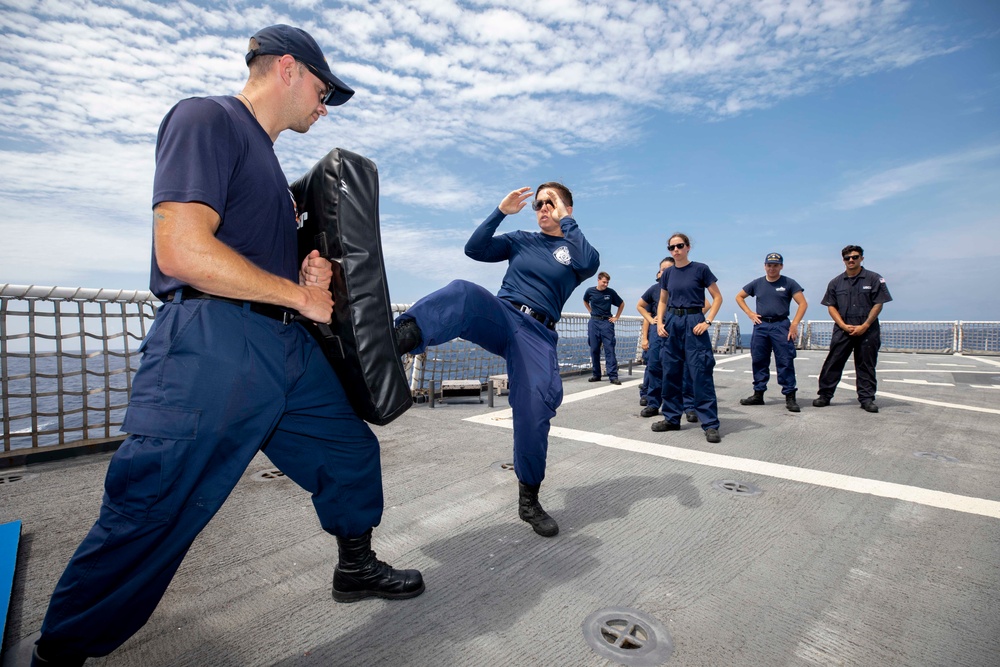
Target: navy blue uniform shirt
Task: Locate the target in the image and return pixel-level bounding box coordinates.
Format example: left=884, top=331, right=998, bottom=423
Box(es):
left=465, top=208, right=600, bottom=323
left=584, top=286, right=623, bottom=318
left=639, top=282, right=659, bottom=314
left=151, top=96, right=298, bottom=298
left=660, top=262, right=717, bottom=309
left=742, top=275, right=804, bottom=319
left=821, top=268, right=892, bottom=325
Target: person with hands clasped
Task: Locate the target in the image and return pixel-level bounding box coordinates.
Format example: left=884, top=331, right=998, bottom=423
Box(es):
left=735, top=253, right=808, bottom=412
left=394, top=183, right=600, bottom=538
left=652, top=233, right=724, bottom=443
left=813, top=245, right=892, bottom=412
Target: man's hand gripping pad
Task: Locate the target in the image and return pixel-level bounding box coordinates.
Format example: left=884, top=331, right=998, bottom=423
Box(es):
left=291, top=148, right=411, bottom=425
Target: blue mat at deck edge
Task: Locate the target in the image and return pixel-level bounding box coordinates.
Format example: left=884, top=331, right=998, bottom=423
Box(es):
left=0, top=520, right=22, bottom=642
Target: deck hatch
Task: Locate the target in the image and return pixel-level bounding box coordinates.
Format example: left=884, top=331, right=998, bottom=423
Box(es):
left=582, top=607, right=673, bottom=665
left=711, top=479, right=762, bottom=496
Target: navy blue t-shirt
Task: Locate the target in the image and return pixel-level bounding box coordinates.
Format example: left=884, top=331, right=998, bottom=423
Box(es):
left=660, top=262, right=717, bottom=309
left=584, top=286, right=623, bottom=318
left=741, top=275, right=803, bottom=319
left=639, top=282, right=660, bottom=313
left=465, top=208, right=600, bottom=322
left=150, top=96, right=298, bottom=298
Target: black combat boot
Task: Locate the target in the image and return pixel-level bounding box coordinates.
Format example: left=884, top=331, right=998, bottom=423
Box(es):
left=518, top=482, right=559, bottom=537
left=785, top=391, right=801, bottom=413
left=332, top=529, right=425, bottom=603
left=740, top=390, right=765, bottom=406
left=394, top=318, right=422, bottom=356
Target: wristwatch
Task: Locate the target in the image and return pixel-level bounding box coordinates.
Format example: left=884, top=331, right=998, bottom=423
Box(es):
left=704, top=319, right=713, bottom=325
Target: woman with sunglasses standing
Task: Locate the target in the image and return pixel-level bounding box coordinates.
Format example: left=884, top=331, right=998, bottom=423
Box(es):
left=393, top=183, right=600, bottom=537
left=652, top=233, right=724, bottom=442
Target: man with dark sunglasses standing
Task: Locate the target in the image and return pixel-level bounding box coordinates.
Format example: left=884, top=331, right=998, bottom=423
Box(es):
left=814, top=245, right=893, bottom=412
left=393, top=184, right=600, bottom=538
left=31, top=25, right=423, bottom=666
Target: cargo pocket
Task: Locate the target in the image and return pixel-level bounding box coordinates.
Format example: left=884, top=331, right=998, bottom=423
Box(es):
left=106, top=403, right=200, bottom=522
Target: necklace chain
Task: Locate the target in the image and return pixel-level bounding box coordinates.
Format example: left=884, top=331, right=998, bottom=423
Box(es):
left=237, top=93, right=256, bottom=119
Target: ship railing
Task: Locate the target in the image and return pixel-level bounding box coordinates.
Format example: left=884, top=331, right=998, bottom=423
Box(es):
left=11, top=283, right=993, bottom=458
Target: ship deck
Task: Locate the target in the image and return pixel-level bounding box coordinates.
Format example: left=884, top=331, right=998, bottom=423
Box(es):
left=2, top=351, right=999, bottom=666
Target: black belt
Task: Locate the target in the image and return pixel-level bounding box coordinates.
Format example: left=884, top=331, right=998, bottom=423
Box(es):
left=590, top=315, right=611, bottom=321
left=505, top=299, right=556, bottom=330
left=758, top=315, right=789, bottom=323
left=177, top=287, right=297, bottom=325
left=668, top=307, right=702, bottom=315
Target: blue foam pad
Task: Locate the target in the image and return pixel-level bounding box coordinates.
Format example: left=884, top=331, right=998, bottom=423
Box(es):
left=0, top=520, right=23, bottom=641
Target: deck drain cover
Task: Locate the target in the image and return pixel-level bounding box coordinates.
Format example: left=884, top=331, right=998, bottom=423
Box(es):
left=251, top=468, right=287, bottom=482
left=0, top=474, right=25, bottom=485
left=914, top=452, right=959, bottom=463
left=490, top=461, right=515, bottom=472
left=582, top=607, right=673, bottom=666
left=711, top=479, right=762, bottom=496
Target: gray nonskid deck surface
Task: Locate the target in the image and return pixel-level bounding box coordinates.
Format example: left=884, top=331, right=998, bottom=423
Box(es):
left=2, top=353, right=999, bottom=666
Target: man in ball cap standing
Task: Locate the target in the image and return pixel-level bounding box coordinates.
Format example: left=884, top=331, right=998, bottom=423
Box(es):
left=735, top=253, right=808, bottom=412
left=31, top=25, right=422, bottom=666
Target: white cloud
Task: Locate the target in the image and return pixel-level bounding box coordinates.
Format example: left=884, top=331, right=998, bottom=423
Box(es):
left=834, top=145, right=1000, bottom=209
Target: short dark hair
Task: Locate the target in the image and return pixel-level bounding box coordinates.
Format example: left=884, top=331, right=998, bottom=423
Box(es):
left=536, top=182, right=573, bottom=207
left=598, top=271, right=610, bottom=281
left=841, top=244, right=864, bottom=258
left=668, top=232, right=690, bottom=247
left=660, top=256, right=674, bottom=265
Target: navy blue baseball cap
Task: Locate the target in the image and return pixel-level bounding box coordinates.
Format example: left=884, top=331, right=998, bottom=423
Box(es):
left=765, top=252, right=783, bottom=264
left=246, top=25, right=355, bottom=106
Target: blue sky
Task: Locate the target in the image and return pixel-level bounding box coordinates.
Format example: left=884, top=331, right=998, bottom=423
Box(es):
left=1, top=0, right=998, bottom=327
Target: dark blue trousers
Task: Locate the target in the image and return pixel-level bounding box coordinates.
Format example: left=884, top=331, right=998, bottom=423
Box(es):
left=644, top=330, right=695, bottom=413
left=818, top=324, right=881, bottom=403
left=639, top=347, right=649, bottom=398
left=750, top=319, right=798, bottom=394
left=587, top=318, right=618, bottom=380
left=661, top=313, right=719, bottom=429
left=397, top=280, right=561, bottom=487
left=39, top=298, right=383, bottom=659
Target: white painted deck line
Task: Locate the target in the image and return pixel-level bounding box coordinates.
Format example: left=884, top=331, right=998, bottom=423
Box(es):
left=837, top=380, right=1000, bottom=415
left=970, top=385, right=1000, bottom=390
left=965, top=355, right=1000, bottom=368
left=883, top=379, right=955, bottom=386
left=462, top=415, right=1000, bottom=520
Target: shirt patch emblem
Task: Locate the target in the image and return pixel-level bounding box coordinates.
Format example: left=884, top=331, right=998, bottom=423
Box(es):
left=863, top=285, right=872, bottom=290
left=775, top=286, right=786, bottom=292
left=553, top=246, right=572, bottom=265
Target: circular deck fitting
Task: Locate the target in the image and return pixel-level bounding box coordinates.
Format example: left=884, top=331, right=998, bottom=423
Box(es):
left=711, top=479, right=763, bottom=497
left=582, top=607, right=673, bottom=666
left=913, top=451, right=959, bottom=463
left=490, top=461, right=516, bottom=472
left=251, top=468, right=287, bottom=482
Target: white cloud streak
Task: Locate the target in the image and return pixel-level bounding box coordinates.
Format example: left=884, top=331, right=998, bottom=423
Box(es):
left=834, top=144, right=1000, bottom=209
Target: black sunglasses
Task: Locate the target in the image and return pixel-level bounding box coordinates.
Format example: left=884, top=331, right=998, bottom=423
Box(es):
left=843, top=255, right=861, bottom=261
left=532, top=198, right=555, bottom=211
left=299, top=61, right=336, bottom=105
left=667, top=242, right=687, bottom=251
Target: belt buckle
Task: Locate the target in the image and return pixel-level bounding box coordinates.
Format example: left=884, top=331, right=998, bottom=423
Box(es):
left=519, top=304, right=532, bottom=315
left=282, top=311, right=295, bottom=325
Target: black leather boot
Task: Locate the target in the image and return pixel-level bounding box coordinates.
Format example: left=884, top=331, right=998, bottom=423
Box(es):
left=518, top=482, right=559, bottom=537
left=394, top=318, right=422, bottom=356
left=740, top=390, right=765, bottom=405
left=31, top=642, right=86, bottom=667
left=332, top=529, right=425, bottom=603
left=785, top=391, right=801, bottom=413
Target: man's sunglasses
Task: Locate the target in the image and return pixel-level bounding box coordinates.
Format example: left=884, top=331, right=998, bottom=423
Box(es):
left=532, top=199, right=555, bottom=211
left=299, top=61, right=336, bottom=105
left=667, top=242, right=687, bottom=251
left=843, top=255, right=861, bottom=261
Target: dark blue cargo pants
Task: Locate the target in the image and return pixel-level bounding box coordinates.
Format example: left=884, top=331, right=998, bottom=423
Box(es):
left=38, top=297, right=383, bottom=659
